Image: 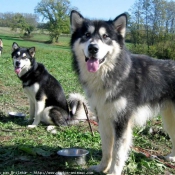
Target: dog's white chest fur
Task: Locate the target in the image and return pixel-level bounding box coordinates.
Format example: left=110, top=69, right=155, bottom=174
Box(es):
left=23, top=83, right=40, bottom=102
left=87, top=88, right=127, bottom=120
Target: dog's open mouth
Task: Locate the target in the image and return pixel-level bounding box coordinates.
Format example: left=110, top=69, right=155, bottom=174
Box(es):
left=15, top=67, right=21, bottom=74
left=14, top=65, right=25, bottom=74
left=85, top=52, right=108, bottom=72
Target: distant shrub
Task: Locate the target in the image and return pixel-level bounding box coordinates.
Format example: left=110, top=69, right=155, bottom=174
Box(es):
left=129, top=41, right=175, bottom=60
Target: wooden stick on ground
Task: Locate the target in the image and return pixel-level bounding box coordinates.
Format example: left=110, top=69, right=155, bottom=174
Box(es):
left=83, top=103, right=94, bottom=136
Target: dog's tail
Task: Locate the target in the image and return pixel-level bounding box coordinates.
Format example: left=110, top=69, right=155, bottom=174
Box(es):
left=67, top=93, right=96, bottom=124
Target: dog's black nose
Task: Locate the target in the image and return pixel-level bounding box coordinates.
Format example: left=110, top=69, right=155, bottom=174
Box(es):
left=16, top=60, right=20, bottom=67
left=88, top=44, right=99, bottom=55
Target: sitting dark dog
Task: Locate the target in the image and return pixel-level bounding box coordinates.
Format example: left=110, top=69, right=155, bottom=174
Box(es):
left=12, top=42, right=70, bottom=128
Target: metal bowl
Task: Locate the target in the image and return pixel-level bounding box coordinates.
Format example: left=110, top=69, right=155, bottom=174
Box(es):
left=8, top=112, right=25, bottom=119
left=57, top=148, right=89, bottom=165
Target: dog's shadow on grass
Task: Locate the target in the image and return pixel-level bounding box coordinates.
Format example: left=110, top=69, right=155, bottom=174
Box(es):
left=0, top=144, right=103, bottom=174
left=0, top=111, right=104, bottom=174
left=0, top=112, right=28, bottom=127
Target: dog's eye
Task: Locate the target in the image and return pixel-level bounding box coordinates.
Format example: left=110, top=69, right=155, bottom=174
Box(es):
left=85, top=32, right=91, bottom=38
left=103, top=34, right=108, bottom=39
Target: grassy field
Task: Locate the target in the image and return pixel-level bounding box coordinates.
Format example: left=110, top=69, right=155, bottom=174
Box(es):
left=0, top=30, right=175, bottom=175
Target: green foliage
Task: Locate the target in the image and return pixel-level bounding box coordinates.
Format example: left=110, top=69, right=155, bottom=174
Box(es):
left=35, top=0, right=71, bottom=43
left=128, top=0, right=175, bottom=59
left=10, top=13, right=34, bottom=35
left=0, top=13, right=38, bottom=36
left=129, top=38, right=175, bottom=60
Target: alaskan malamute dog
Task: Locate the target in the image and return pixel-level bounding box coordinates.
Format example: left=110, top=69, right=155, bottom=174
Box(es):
left=70, top=10, right=175, bottom=174
left=12, top=42, right=70, bottom=128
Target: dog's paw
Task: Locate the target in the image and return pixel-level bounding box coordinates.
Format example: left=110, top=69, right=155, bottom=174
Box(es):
left=27, top=125, right=37, bottom=128
left=47, top=126, right=57, bottom=134
left=89, top=163, right=111, bottom=174
left=47, top=125, right=55, bottom=131
left=164, top=153, right=175, bottom=162
left=88, top=164, right=103, bottom=172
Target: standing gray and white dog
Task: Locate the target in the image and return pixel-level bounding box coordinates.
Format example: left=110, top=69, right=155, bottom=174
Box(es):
left=70, top=10, right=175, bottom=174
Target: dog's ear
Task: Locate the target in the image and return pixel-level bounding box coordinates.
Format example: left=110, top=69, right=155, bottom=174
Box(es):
left=12, top=42, right=19, bottom=52
left=113, top=13, right=127, bottom=38
left=70, top=10, right=84, bottom=33
left=28, top=47, right=35, bottom=57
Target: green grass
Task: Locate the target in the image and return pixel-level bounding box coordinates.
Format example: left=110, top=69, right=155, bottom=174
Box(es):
left=0, top=30, right=175, bottom=174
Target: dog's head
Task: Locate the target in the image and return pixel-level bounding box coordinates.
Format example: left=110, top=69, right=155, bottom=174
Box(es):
left=70, top=11, right=127, bottom=73
left=11, top=42, right=35, bottom=77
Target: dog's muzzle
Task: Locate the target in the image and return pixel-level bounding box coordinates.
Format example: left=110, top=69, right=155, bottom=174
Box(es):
left=15, top=60, right=20, bottom=67
left=14, top=60, right=22, bottom=74
left=88, top=44, right=99, bottom=55
left=85, top=50, right=108, bottom=73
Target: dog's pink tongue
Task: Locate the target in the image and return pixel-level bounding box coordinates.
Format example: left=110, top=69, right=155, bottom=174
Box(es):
left=87, top=59, right=99, bottom=72
left=15, top=68, right=21, bottom=74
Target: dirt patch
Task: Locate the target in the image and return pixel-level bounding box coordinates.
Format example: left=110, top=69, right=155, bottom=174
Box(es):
left=0, top=136, right=13, bottom=142
left=0, top=82, right=29, bottom=115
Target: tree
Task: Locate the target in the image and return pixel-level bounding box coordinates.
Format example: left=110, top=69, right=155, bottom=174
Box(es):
left=0, top=13, right=14, bottom=27
left=165, top=1, right=175, bottom=34
left=128, top=0, right=175, bottom=59
left=35, top=0, right=71, bottom=43
left=129, top=0, right=168, bottom=47
left=129, top=0, right=145, bottom=46
left=10, top=13, right=38, bottom=36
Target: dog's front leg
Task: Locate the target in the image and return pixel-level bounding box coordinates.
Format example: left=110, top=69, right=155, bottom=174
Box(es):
left=28, top=100, right=45, bottom=128
left=28, top=99, right=35, bottom=121
left=109, top=119, right=133, bottom=175
left=89, top=117, right=115, bottom=173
